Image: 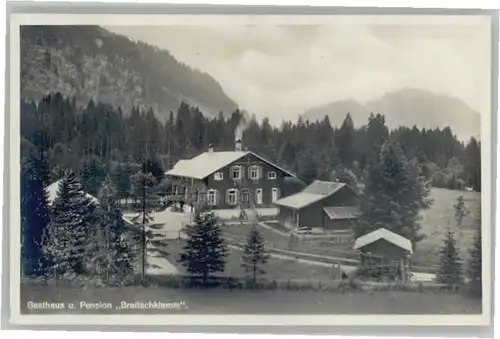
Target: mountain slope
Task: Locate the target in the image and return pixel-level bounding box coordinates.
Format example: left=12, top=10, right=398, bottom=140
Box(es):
left=303, top=88, right=480, bottom=140
left=20, top=25, right=238, bottom=119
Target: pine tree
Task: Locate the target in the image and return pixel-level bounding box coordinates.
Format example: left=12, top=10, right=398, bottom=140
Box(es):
left=336, top=113, right=355, bottom=166
left=92, top=175, right=135, bottom=284
left=79, top=155, right=105, bottom=196
left=464, top=137, right=481, bottom=192
left=179, top=208, right=228, bottom=286
left=241, top=226, right=269, bottom=284
left=467, top=204, right=482, bottom=296
left=358, top=140, right=432, bottom=244
left=113, top=162, right=133, bottom=201
left=296, top=150, right=319, bottom=184
left=453, top=195, right=469, bottom=227
left=130, top=171, right=157, bottom=283
left=42, top=171, right=98, bottom=279
left=142, top=157, right=165, bottom=183
left=363, top=113, right=390, bottom=168
left=21, top=152, right=51, bottom=276
left=332, top=165, right=358, bottom=191
left=467, top=228, right=482, bottom=296
left=436, top=229, right=463, bottom=288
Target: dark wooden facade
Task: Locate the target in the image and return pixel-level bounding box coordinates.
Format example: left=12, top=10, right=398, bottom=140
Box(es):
left=277, top=185, right=360, bottom=230
left=169, top=152, right=289, bottom=209
left=323, top=217, right=357, bottom=231
left=357, top=239, right=412, bottom=282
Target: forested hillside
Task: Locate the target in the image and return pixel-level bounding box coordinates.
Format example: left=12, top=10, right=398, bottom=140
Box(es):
left=20, top=26, right=238, bottom=121
left=21, top=92, right=481, bottom=199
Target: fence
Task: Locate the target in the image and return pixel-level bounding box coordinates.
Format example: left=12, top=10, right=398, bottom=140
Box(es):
left=224, top=232, right=438, bottom=276
left=224, top=234, right=358, bottom=266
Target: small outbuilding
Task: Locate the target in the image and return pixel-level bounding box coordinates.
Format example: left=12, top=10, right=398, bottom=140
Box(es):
left=353, top=228, right=413, bottom=282
left=274, top=180, right=360, bottom=234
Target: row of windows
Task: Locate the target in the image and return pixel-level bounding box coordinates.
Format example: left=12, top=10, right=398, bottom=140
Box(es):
left=213, top=165, right=277, bottom=181
left=206, top=188, right=280, bottom=206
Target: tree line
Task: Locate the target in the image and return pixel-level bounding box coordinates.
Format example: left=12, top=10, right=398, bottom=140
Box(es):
left=21, top=92, right=481, bottom=199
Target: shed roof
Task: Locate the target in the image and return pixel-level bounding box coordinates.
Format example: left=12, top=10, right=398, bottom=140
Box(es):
left=165, top=150, right=296, bottom=180
left=303, top=180, right=345, bottom=195
left=274, top=192, right=326, bottom=209
left=353, top=228, right=413, bottom=254
left=47, top=180, right=134, bottom=226
left=274, top=180, right=346, bottom=209
left=323, top=206, right=360, bottom=220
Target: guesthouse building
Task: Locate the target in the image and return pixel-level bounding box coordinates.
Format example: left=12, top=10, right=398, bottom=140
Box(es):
left=165, top=140, right=296, bottom=209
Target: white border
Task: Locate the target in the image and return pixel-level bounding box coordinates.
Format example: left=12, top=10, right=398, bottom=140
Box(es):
left=7, top=13, right=493, bottom=327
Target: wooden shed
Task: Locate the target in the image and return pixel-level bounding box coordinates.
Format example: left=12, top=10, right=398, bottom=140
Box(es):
left=274, top=180, right=360, bottom=233
left=353, top=228, right=413, bottom=282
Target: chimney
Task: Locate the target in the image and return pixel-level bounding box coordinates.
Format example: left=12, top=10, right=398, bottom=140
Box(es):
left=208, top=144, right=214, bottom=153
left=235, top=139, right=242, bottom=151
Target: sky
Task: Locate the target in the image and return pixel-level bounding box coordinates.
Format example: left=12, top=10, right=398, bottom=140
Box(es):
left=105, top=16, right=491, bottom=123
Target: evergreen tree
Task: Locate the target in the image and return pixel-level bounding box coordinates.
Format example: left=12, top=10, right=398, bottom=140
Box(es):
left=467, top=228, right=482, bottom=296
left=358, top=140, right=432, bottom=244
left=332, top=165, right=358, bottom=191
left=336, top=113, right=355, bottom=166
left=79, top=155, right=105, bottom=196
left=92, top=175, right=135, bottom=284
left=142, top=157, right=165, bottom=183
left=42, top=171, right=98, bottom=279
left=467, top=204, right=482, bottom=296
left=296, top=150, right=319, bottom=184
left=112, top=162, right=134, bottom=200
left=464, top=137, right=481, bottom=192
left=179, top=208, right=228, bottom=285
left=21, top=152, right=51, bottom=276
left=436, top=229, right=463, bottom=288
left=363, top=113, right=390, bottom=168
left=129, top=171, right=157, bottom=283
left=453, top=195, right=469, bottom=227
left=241, top=226, right=269, bottom=284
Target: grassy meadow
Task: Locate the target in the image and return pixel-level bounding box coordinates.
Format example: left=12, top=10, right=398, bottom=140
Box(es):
left=162, top=238, right=340, bottom=282
left=223, top=187, right=482, bottom=270
left=413, top=188, right=481, bottom=267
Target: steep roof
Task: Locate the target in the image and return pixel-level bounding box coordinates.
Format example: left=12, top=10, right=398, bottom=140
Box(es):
left=165, top=150, right=296, bottom=180
left=46, top=180, right=134, bottom=226
left=353, top=228, right=413, bottom=254
left=323, top=206, right=360, bottom=220
left=274, top=180, right=346, bottom=210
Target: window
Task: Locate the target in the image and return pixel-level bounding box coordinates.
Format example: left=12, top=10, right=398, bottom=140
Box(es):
left=241, top=189, right=250, bottom=203
left=213, top=172, right=224, bottom=181
left=230, top=166, right=242, bottom=180
left=267, top=171, right=277, bottom=180
left=249, top=165, right=261, bottom=180
left=227, top=189, right=238, bottom=205
left=271, top=187, right=280, bottom=203
left=255, top=188, right=263, bottom=205
left=207, top=189, right=218, bottom=206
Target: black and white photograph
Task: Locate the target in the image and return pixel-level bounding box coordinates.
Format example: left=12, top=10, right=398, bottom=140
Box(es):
left=6, top=10, right=494, bottom=327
